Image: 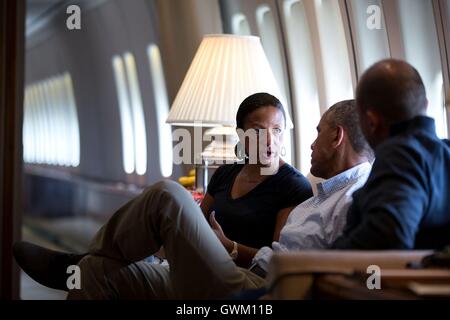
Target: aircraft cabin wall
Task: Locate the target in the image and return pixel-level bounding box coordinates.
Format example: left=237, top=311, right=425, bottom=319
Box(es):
left=22, top=0, right=450, bottom=219
left=25, top=0, right=222, bottom=183
left=23, top=0, right=222, bottom=217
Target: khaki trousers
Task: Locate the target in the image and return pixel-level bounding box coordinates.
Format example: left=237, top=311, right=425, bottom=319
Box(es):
left=67, top=180, right=265, bottom=299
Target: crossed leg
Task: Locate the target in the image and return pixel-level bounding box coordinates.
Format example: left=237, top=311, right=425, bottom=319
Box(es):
left=67, top=180, right=265, bottom=299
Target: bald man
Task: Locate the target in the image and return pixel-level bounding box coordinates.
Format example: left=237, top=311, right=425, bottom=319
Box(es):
left=332, top=59, right=450, bottom=250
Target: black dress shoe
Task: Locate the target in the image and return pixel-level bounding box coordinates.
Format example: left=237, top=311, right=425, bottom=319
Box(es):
left=13, top=241, right=86, bottom=291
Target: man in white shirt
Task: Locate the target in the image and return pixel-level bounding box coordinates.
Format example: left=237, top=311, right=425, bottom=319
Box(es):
left=251, top=99, right=373, bottom=274
left=13, top=99, right=373, bottom=299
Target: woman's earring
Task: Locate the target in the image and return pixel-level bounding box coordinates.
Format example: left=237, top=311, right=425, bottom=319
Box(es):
left=281, top=146, right=286, bottom=157
left=235, top=142, right=248, bottom=161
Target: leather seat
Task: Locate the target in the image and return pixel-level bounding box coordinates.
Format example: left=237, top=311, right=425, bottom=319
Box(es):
left=266, top=250, right=431, bottom=299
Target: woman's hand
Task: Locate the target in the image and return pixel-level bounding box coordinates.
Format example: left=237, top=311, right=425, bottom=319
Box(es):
left=209, top=211, right=258, bottom=268
left=209, top=211, right=233, bottom=252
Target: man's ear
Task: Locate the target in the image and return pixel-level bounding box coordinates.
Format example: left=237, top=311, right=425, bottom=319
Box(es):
left=365, top=109, right=380, bottom=135
left=333, top=125, right=345, bottom=148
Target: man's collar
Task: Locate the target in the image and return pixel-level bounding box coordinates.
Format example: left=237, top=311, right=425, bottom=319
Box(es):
left=316, top=162, right=371, bottom=196
left=389, top=116, right=436, bottom=137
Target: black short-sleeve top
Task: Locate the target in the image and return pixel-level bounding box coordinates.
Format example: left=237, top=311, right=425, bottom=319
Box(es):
left=206, top=163, right=313, bottom=248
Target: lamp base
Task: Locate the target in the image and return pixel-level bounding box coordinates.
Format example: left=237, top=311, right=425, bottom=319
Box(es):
left=201, top=125, right=239, bottom=164
left=196, top=125, right=239, bottom=193
left=194, top=160, right=219, bottom=194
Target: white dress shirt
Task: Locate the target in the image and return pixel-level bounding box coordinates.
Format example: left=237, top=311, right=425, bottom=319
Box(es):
left=252, top=162, right=372, bottom=272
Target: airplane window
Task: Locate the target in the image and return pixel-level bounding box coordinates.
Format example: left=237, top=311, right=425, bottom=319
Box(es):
left=42, top=82, right=52, bottom=164
left=23, top=74, right=80, bottom=167
left=112, top=53, right=148, bottom=175
left=47, top=79, right=58, bottom=165
left=256, top=5, right=289, bottom=103
left=112, top=55, right=135, bottom=174
left=397, top=0, right=448, bottom=138
left=231, top=13, right=252, bottom=36
left=147, top=44, right=173, bottom=178
left=46, top=79, right=58, bottom=165
left=123, top=53, right=148, bottom=175
left=37, top=83, right=50, bottom=165
left=348, top=0, right=390, bottom=75
left=256, top=5, right=293, bottom=164
left=283, top=0, right=321, bottom=174
left=30, top=85, right=41, bottom=164
left=63, top=73, right=81, bottom=167
left=32, top=87, right=41, bottom=164
left=313, top=0, right=354, bottom=107
left=56, top=77, right=70, bottom=166
left=40, top=83, right=50, bottom=164
left=22, top=90, right=32, bottom=163
left=48, top=81, right=56, bottom=164
left=29, top=87, right=41, bottom=164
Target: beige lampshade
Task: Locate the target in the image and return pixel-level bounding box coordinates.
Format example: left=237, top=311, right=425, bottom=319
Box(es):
left=166, top=34, right=293, bottom=128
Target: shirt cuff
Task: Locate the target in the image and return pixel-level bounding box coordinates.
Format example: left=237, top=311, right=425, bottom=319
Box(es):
left=252, top=246, right=274, bottom=272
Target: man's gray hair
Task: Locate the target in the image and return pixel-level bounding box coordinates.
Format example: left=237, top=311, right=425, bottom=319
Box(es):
left=324, top=99, right=374, bottom=161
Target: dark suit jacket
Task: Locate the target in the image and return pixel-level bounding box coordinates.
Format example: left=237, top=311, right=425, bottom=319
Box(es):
left=333, top=116, right=450, bottom=249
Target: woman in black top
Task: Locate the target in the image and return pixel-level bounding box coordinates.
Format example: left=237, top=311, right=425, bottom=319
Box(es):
left=200, top=93, right=312, bottom=267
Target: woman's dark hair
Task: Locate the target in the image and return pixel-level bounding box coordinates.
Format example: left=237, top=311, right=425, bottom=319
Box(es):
left=236, top=92, right=286, bottom=129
